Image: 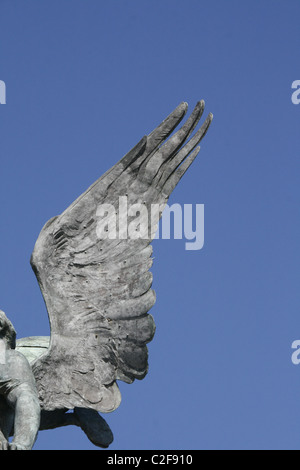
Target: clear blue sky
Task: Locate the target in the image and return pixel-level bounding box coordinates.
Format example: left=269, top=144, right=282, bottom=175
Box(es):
left=1, top=0, right=300, bottom=450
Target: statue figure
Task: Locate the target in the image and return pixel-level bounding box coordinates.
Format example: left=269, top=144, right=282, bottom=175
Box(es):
left=0, top=101, right=212, bottom=449
left=0, top=311, right=40, bottom=450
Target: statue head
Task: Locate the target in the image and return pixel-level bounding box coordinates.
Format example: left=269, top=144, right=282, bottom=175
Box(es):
left=0, top=310, right=16, bottom=349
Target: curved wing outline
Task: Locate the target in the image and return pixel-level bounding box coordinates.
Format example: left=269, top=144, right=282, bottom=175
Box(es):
left=30, top=101, right=213, bottom=412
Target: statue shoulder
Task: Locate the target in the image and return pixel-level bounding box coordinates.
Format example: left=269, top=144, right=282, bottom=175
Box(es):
left=6, top=348, right=33, bottom=371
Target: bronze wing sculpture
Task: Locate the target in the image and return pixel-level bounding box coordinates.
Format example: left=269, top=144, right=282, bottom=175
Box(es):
left=2, top=101, right=213, bottom=449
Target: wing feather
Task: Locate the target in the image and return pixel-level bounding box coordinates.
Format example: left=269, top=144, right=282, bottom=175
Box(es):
left=30, top=102, right=213, bottom=412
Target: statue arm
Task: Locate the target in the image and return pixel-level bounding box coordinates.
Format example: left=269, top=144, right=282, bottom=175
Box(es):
left=2, top=351, right=40, bottom=450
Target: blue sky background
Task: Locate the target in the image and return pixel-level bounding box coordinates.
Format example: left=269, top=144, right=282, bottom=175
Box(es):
left=1, top=0, right=300, bottom=450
